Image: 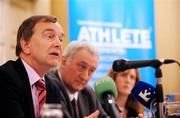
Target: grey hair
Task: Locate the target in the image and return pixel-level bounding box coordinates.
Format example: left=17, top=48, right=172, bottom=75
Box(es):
left=63, top=41, right=99, bottom=63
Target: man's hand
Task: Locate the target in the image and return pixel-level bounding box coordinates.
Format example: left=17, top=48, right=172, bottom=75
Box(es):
left=84, top=110, right=100, bottom=118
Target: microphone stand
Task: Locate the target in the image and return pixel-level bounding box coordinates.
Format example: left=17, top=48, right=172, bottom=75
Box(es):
left=155, top=67, right=165, bottom=118
left=155, top=59, right=180, bottom=118
left=102, top=93, right=120, bottom=118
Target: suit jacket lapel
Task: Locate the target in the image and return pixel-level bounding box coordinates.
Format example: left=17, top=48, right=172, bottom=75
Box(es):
left=46, top=70, right=75, bottom=117
left=78, top=92, right=89, bottom=117
left=58, top=77, right=75, bottom=117
left=14, top=58, right=35, bottom=118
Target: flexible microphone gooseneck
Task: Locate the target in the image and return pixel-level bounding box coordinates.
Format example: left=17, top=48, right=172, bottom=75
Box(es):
left=94, top=76, right=120, bottom=118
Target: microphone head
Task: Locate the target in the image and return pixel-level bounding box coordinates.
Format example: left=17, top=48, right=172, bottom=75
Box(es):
left=94, top=76, right=118, bottom=102
left=112, top=59, right=127, bottom=72
left=131, top=81, right=156, bottom=109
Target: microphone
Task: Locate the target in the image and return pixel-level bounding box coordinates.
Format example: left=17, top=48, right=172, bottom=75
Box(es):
left=113, top=59, right=177, bottom=72
left=131, top=81, right=156, bottom=109
left=94, top=76, right=120, bottom=118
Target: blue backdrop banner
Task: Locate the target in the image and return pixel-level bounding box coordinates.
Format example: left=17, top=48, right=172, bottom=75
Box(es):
left=68, top=0, right=156, bottom=86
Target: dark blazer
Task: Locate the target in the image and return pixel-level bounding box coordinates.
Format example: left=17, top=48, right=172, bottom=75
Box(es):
left=0, top=58, right=61, bottom=118
left=46, top=70, right=107, bottom=118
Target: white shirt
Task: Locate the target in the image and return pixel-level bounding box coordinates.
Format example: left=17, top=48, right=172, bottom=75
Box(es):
left=21, top=59, right=45, bottom=118
left=67, top=89, right=78, bottom=101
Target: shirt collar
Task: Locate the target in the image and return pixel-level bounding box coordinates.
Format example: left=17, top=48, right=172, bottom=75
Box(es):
left=67, top=89, right=78, bottom=101
left=21, top=59, right=45, bottom=86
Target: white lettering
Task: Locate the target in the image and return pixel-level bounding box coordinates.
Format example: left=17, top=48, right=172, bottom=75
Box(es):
left=77, top=21, right=152, bottom=49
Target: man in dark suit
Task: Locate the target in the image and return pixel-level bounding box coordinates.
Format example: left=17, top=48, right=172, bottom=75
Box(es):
left=46, top=41, right=107, bottom=118
left=0, top=15, right=64, bottom=118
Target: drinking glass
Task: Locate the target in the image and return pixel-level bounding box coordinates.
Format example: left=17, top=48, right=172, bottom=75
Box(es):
left=40, top=104, right=63, bottom=118
left=164, top=93, right=180, bottom=118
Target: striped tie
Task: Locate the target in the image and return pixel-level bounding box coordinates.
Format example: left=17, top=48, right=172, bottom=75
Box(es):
left=36, top=79, right=47, bottom=114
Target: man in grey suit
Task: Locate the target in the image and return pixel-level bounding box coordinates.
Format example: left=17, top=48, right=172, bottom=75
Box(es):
left=46, top=41, right=107, bottom=118
left=0, top=15, right=64, bottom=118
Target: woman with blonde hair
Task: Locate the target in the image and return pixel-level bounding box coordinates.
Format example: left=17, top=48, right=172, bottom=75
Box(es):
left=108, top=68, right=145, bottom=118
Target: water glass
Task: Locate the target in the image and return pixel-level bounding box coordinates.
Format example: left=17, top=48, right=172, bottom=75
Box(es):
left=40, top=104, right=63, bottom=118
left=164, top=93, right=180, bottom=118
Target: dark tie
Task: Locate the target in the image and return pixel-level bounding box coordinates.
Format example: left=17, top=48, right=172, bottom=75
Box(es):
left=71, top=99, right=80, bottom=118
left=35, top=79, right=47, bottom=114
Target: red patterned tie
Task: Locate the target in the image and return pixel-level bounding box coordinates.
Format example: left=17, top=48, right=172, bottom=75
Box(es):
left=36, top=79, right=47, bottom=114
